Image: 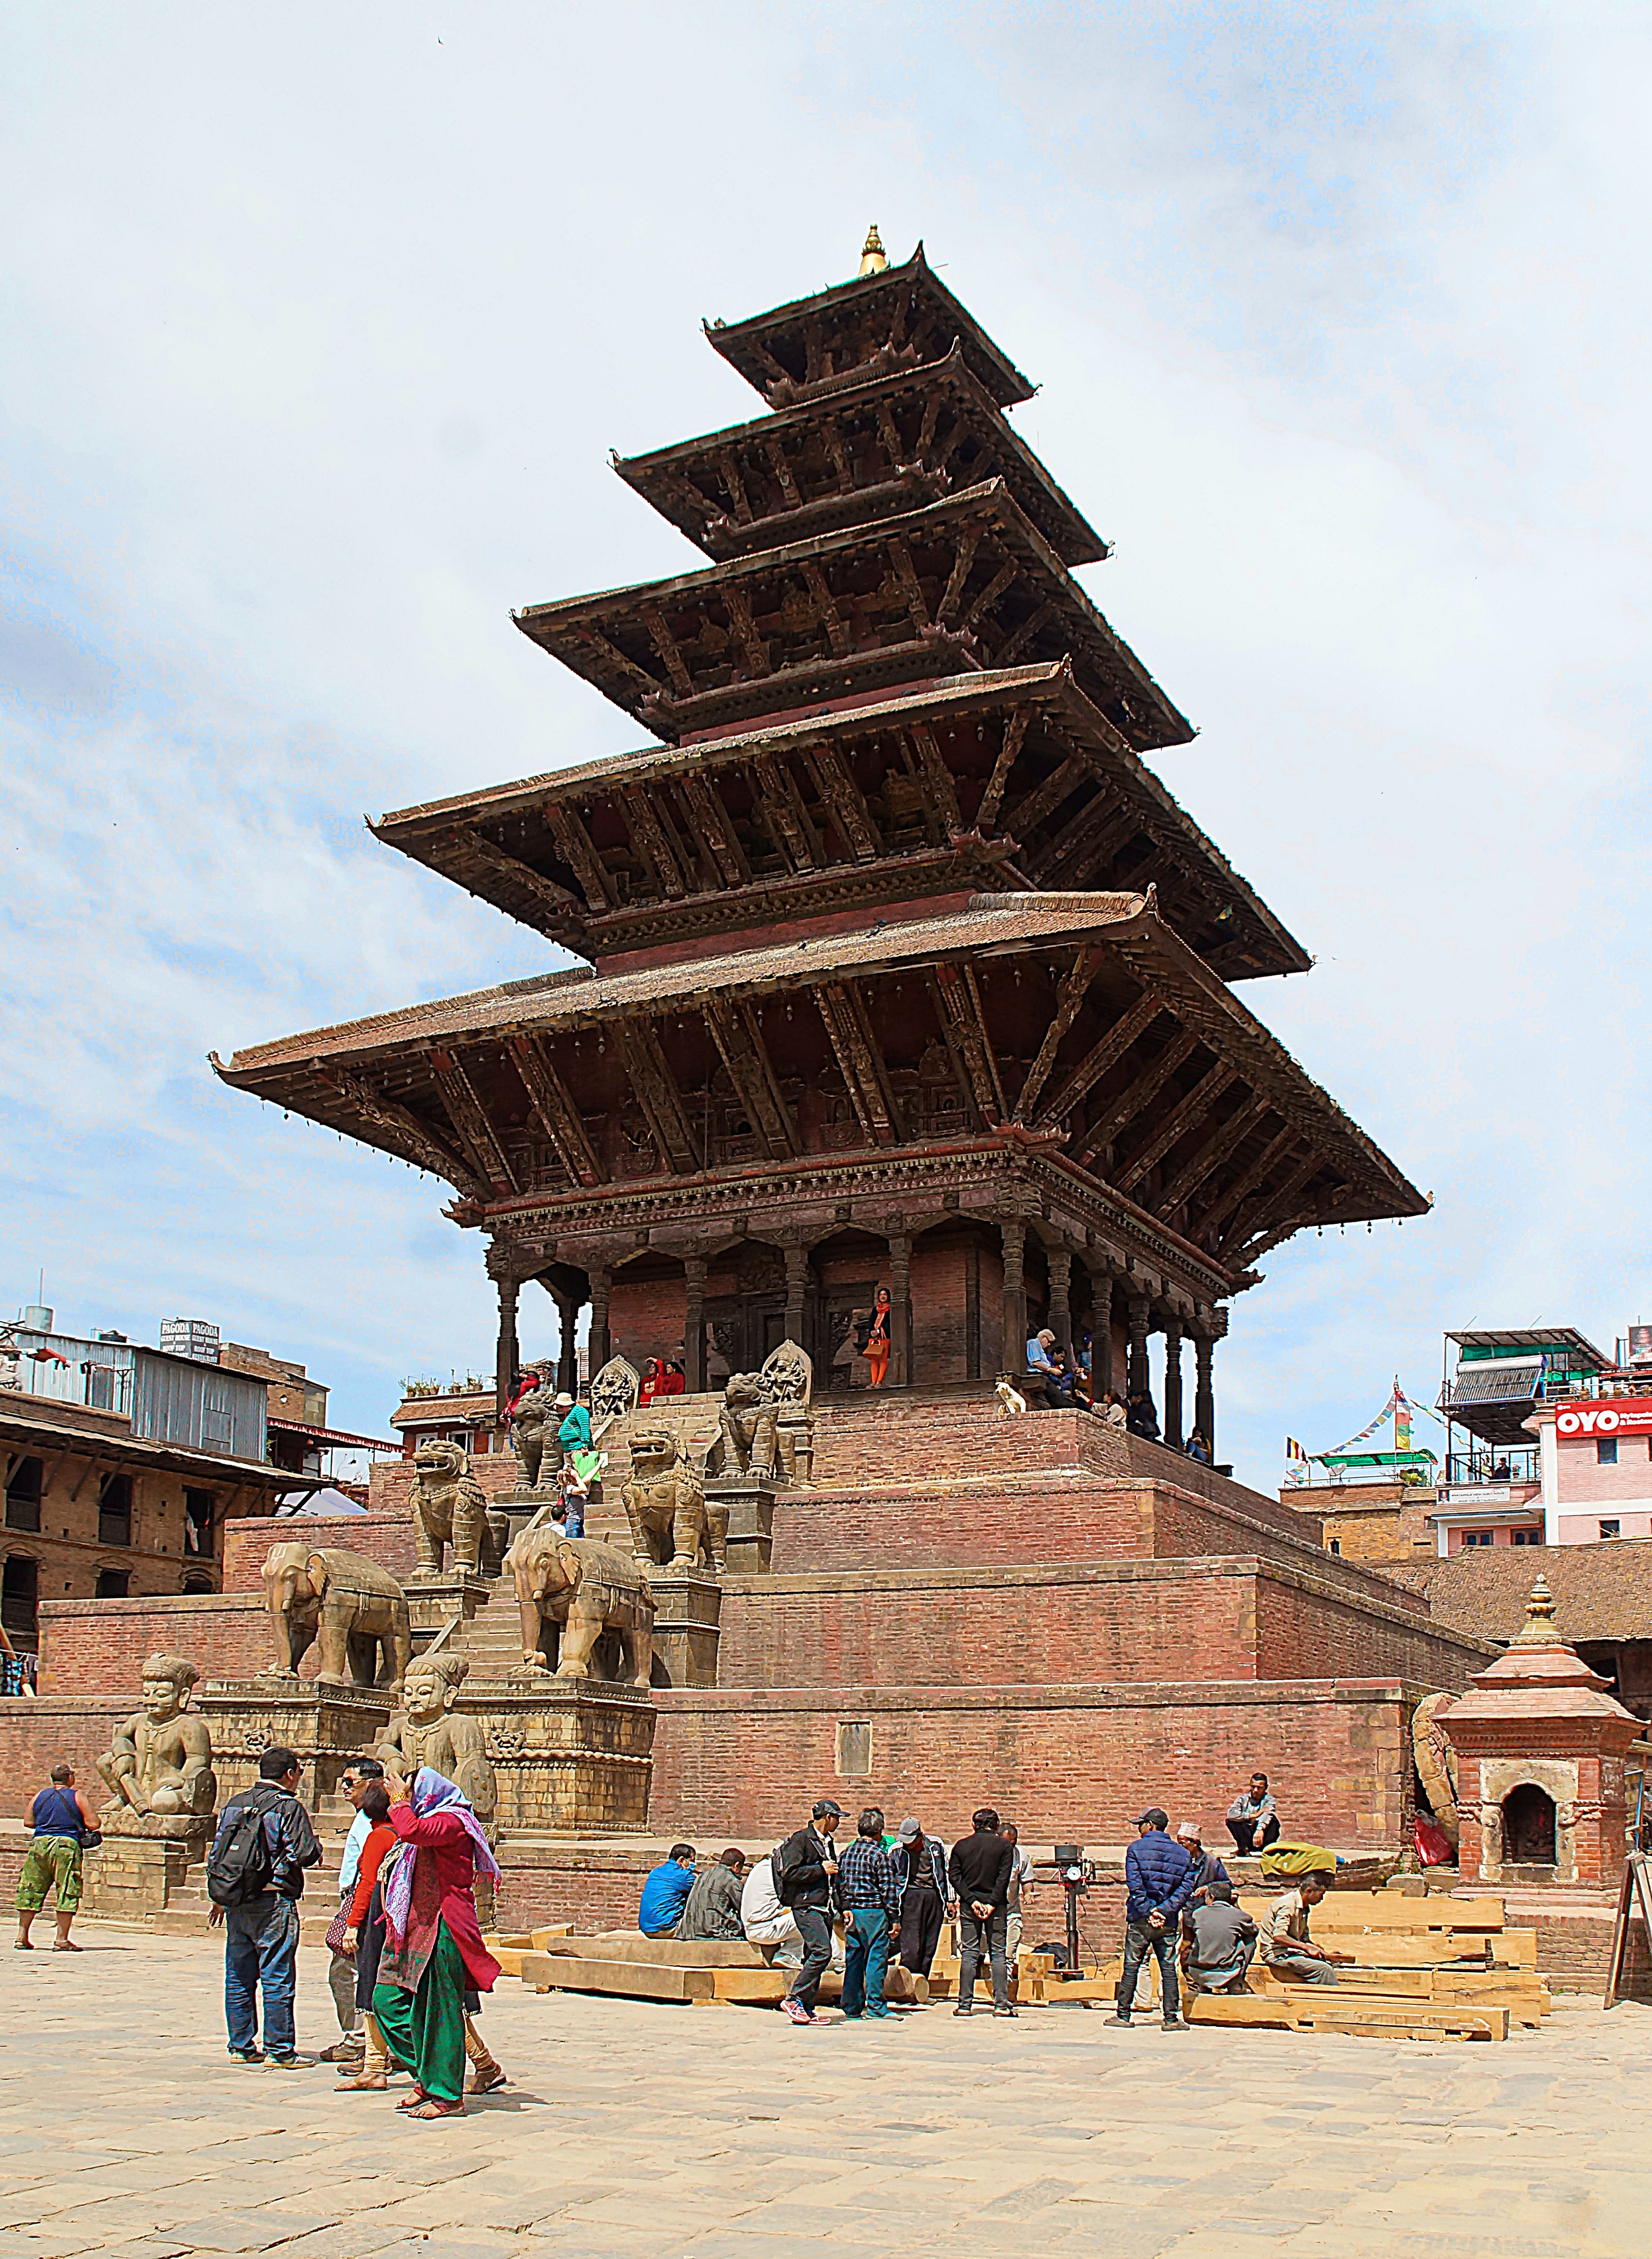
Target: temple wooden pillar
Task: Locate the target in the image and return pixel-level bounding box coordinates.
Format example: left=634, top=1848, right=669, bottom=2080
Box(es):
left=683, top=1256, right=707, bottom=1394
left=553, top=1290, right=579, bottom=1394
left=1194, top=1328, right=1217, bottom=1458
left=1085, top=1263, right=1114, bottom=1398
left=1163, top=1320, right=1184, bottom=1451
left=887, top=1233, right=912, bottom=1387
left=1000, top=1220, right=1028, bottom=1375
left=1048, top=1245, right=1073, bottom=1356
left=1126, top=1295, right=1151, bottom=1398
left=589, top=1267, right=612, bottom=1377
left=783, top=1242, right=809, bottom=1350
left=492, top=1277, right=519, bottom=1419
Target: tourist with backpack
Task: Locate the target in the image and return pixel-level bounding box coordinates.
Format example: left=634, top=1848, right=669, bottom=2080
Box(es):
left=206, top=1746, right=321, bottom=2067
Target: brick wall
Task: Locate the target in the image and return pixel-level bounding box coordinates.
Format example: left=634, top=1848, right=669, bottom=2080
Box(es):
left=0, top=1699, right=133, bottom=1810
left=648, top=1678, right=1419, bottom=1848
left=221, top=1513, right=419, bottom=1592
left=33, top=1592, right=275, bottom=1696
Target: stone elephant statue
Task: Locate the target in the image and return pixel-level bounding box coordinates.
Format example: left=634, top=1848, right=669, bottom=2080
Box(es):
left=504, top=1529, right=655, bottom=1685
left=260, top=1543, right=412, bottom=1693
left=622, top=1426, right=727, bottom=1575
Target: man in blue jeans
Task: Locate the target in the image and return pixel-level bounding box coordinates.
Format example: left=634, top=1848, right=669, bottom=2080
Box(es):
left=835, top=1807, right=902, bottom=2020
left=210, top=1746, right=321, bottom=2067
left=1110, top=1806, right=1195, bottom=2030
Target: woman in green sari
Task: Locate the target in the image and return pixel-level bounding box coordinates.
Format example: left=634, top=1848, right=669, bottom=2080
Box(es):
left=373, top=1764, right=501, bottom=2119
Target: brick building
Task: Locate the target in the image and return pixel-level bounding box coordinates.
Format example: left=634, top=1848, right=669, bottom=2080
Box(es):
left=1397, top=1540, right=1652, bottom=1721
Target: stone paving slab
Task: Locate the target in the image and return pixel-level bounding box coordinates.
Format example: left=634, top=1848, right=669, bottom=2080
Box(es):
left=2, top=1932, right=1648, bottom=2256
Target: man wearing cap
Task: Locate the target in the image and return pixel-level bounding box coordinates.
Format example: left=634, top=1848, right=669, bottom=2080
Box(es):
left=555, top=1392, right=592, bottom=1457
left=1175, top=1819, right=1230, bottom=1909
left=1110, top=1807, right=1195, bottom=2029
left=774, top=1799, right=842, bottom=2025
left=894, top=1818, right=949, bottom=1980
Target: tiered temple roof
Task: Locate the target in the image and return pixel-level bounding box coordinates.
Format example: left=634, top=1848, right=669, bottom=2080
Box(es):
left=216, top=238, right=1425, bottom=1422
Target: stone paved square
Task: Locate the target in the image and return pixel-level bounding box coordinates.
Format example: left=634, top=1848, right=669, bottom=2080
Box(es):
left=4, top=1931, right=1648, bottom=2258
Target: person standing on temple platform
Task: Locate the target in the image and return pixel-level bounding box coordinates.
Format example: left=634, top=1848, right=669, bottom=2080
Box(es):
left=862, top=1289, right=892, bottom=1390
left=1126, top=1389, right=1160, bottom=1439
left=676, top=1847, right=747, bottom=1942
left=638, top=1844, right=697, bottom=1936
left=948, top=1807, right=1015, bottom=2017
left=1110, top=1807, right=1194, bottom=2029
left=320, top=1756, right=385, bottom=2065
left=1174, top=1820, right=1230, bottom=1908
left=1256, top=1872, right=1348, bottom=1986
left=15, top=1762, right=98, bottom=1952
left=1002, top=1824, right=1035, bottom=1968
left=555, top=1391, right=591, bottom=1463
left=638, top=1357, right=666, bottom=1407
left=659, top=1359, right=686, bottom=1398
left=836, top=1807, right=902, bottom=2020
left=894, top=1817, right=949, bottom=1980
left=776, top=1797, right=842, bottom=2025
left=1226, top=1773, right=1281, bottom=1854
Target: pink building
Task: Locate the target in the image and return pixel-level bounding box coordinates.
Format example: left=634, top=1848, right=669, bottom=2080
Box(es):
left=1529, top=1398, right=1652, bottom=1546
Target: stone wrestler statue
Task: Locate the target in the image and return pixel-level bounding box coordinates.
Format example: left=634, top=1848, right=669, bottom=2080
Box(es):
left=373, top=1652, right=496, bottom=1826
left=97, top=1653, right=217, bottom=1821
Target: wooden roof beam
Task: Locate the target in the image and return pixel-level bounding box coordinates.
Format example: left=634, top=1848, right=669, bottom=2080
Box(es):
left=909, top=723, right=962, bottom=834
left=751, top=752, right=822, bottom=871
left=1003, top=756, right=1088, bottom=841
left=934, top=527, right=983, bottom=628
left=703, top=998, right=802, bottom=1161
left=801, top=560, right=850, bottom=656
left=622, top=784, right=689, bottom=899
left=315, top=1064, right=482, bottom=1198
left=1014, top=947, right=1101, bottom=1123
left=618, top=1024, right=702, bottom=1174
left=1037, top=991, right=1164, bottom=1129
left=974, top=707, right=1030, bottom=833
left=508, top=1034, right=606, bottom=1188
left=930, top=960, right=1007, bottom=1125
left=1191, top=1126, right=1301, bottom=1239
left=1115, top=1063, right=1236, bottom=1195
left=642, top=607, right=695, bottom=696
left=452, top=826, right=582, bottom=927
left=673, top=773, right=751, bottom=889
left=1157, top=1094, right=1271, bottom=1216
left=816, top=983, right=902, bottom=1146
left=429, top=1050, right=519, bottom=1195
left=543, top=802, right=613, bottom=912
left=1073, top=1028, right=1199, bottom=1168
left=801, top=740, right=882, bottom=863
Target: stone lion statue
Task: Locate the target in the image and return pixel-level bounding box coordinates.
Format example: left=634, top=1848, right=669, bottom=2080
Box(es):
left=509, top=1361, right=558, bottom=1491
left=716, top=1370, right=778, bottom=1480
left=622, top=1425, right=727, bottom=1576
left=708, top=1339, right=814, bottom=1484
left=504, top=1528, right=655, bottom=1684
left=409, top=1438, right=504, bottom=1579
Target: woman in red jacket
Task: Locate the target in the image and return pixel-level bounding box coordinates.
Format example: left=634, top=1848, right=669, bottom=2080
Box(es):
left=372, top=1764, right=502, bottom=2118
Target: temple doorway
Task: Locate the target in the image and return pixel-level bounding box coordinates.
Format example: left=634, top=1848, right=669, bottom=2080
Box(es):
left=1501, top=1782, right=1557, bottom=1866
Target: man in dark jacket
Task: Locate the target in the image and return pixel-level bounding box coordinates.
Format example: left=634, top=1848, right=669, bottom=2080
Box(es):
left=775, top=1798, right=842, bottom=2026
left=1111, top=1806, right=1194, bottom=2030
left=894, top=1817, right=950, bottom=1979
left=210, top=1747, right=322, bottom=2067
left=947, top=1806, right=1015, bottom=2017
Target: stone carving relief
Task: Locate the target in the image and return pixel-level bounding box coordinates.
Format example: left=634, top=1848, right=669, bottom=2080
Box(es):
left=590, top=1354, right=641, bottom=1431
left=1473, top=1757, right=1581, bottom=1884
left=96, top=1655, right=217, bottom=1834
left=1410, top=1690, right=1461, bottom=1848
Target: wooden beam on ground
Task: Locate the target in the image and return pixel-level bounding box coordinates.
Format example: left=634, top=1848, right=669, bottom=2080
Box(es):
left=523, top=1952, right=715, bottom=2002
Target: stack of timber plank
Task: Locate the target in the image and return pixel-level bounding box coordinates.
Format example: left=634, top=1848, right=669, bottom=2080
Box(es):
left=496, top=1929, right=925, bottom=2009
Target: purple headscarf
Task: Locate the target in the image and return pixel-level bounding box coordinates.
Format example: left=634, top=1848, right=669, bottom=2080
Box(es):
left=382, top=1766, right=501, bottom=1946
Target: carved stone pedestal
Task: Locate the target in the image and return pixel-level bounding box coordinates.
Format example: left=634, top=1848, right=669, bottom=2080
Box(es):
left=198, top=1679, right=393, bottom=1810
left=710, top=1477, right=777, bottom=1575
left=476, top=1682, right=655, bottom=1832
left=81, top=1815, right=213, bottom=1921
left=647, top=1572, right=722, bottom=1688
left=405, top=1574, right=493, bottom=1646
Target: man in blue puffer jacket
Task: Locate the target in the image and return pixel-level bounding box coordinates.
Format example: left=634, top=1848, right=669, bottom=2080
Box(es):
left=1110, top=1807, right=1195, bottom=2029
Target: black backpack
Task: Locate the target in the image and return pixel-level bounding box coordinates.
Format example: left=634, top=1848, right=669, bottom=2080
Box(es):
left=206, top=1792, right=276, bottom=1907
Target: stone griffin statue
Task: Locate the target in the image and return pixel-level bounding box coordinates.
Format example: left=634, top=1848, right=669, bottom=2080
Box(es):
left=504, top=1528, right=655, bottom=1684
left=97, top=1654, right=217, bottom=1830
left=374, top=1652, right=496, bottom=1825
left=710, top=1339, right=814, bottom=1484
left=622, top=1426, right=727, bottom=1575
left=258, top=1542, right=412, bottom=1693
left=408, top=1437, right=503, bottom=1578
left=507, top=1359, right=558, bottom=1492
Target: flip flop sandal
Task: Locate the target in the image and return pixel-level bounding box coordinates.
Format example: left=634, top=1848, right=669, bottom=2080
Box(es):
left=469, top=2063, right=508, bottom=2094
left=394, top=2088, right=429, bottom=2111
left=53, top=1942, right=84, bottom=1953
left=408, top=2100, right=465, bottom=2119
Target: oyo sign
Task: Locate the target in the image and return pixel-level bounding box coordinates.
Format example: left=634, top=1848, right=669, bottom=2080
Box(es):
left=1555, top=1400, right=1652, bottom=1438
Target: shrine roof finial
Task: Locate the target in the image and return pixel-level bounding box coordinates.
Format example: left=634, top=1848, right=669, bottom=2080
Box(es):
left=1512, top=1574, right=1563, bottom=1647
left=858, top=223, right=888, bottom=277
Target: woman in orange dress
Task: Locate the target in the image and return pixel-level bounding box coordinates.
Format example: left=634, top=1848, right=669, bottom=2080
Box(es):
left=865, top=1287, right=892, bottom=1390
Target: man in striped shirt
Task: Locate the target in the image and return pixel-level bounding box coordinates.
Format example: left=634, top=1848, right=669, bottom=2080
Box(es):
left=836, top=1807, right=902, bottom=2021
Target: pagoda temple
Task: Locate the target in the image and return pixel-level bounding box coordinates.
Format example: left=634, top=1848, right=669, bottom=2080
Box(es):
left=214, top=237, right=1427, bottom=1442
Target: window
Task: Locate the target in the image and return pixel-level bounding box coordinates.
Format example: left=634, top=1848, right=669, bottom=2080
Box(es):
left=1, top=1556, right=38, bottom=1645
left=183, top=1488, right=215, bottom=1557
left=1600, top=1519, right=1621, bottom=1540
left=1328, top=1538, right=1342, bottom=1556
left=1597, top=1439, right=1619, bottom=1466
left=98, top=1473, right=133, bottom=1549
left=202, top=1381, right=234, bottom=1451
left=181, top=1570, right=214, bottom=1595
left=95, top=1568, right=130, bottom=1599
left=1512, top=1528, right=1543, bottom=1546
left=1462, top=1530, right=1494, bottom=1547
left=5, top=1456, right=42, bottom=1534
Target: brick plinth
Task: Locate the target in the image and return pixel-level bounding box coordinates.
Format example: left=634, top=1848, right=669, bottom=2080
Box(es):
left=647, top=1678, right=1421, bottom=1849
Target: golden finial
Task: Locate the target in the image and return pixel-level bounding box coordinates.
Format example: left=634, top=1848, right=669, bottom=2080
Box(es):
left=1513, top=1574, right=1563, bottom=1645
left=858, top=224, right=888, bottom=277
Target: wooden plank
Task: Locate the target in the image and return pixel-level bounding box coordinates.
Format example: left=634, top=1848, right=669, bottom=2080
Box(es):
left=1188, top=1992, right=1507, bottom=2041
left=708, top=1969, right=793, bottom=2004
left=527, top=1924, right=575, bottom=1947
left=1239, top=1892, right=1505, bottom=1932
left=522, top=1952, right=714, bottom=2002
left=542, top=1932, right=768, bottom=1968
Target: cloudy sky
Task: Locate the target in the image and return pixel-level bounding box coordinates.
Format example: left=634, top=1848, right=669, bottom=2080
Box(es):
left=3, top=4, right=1647, bottom=1489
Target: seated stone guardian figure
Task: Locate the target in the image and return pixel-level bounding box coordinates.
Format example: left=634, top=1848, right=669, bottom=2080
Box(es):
left=716, top=1371, right=779, bottom=1481
left=508, top=1360, right=557, bottom=1493
left=97, top=1654, right=217, bottom=1829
